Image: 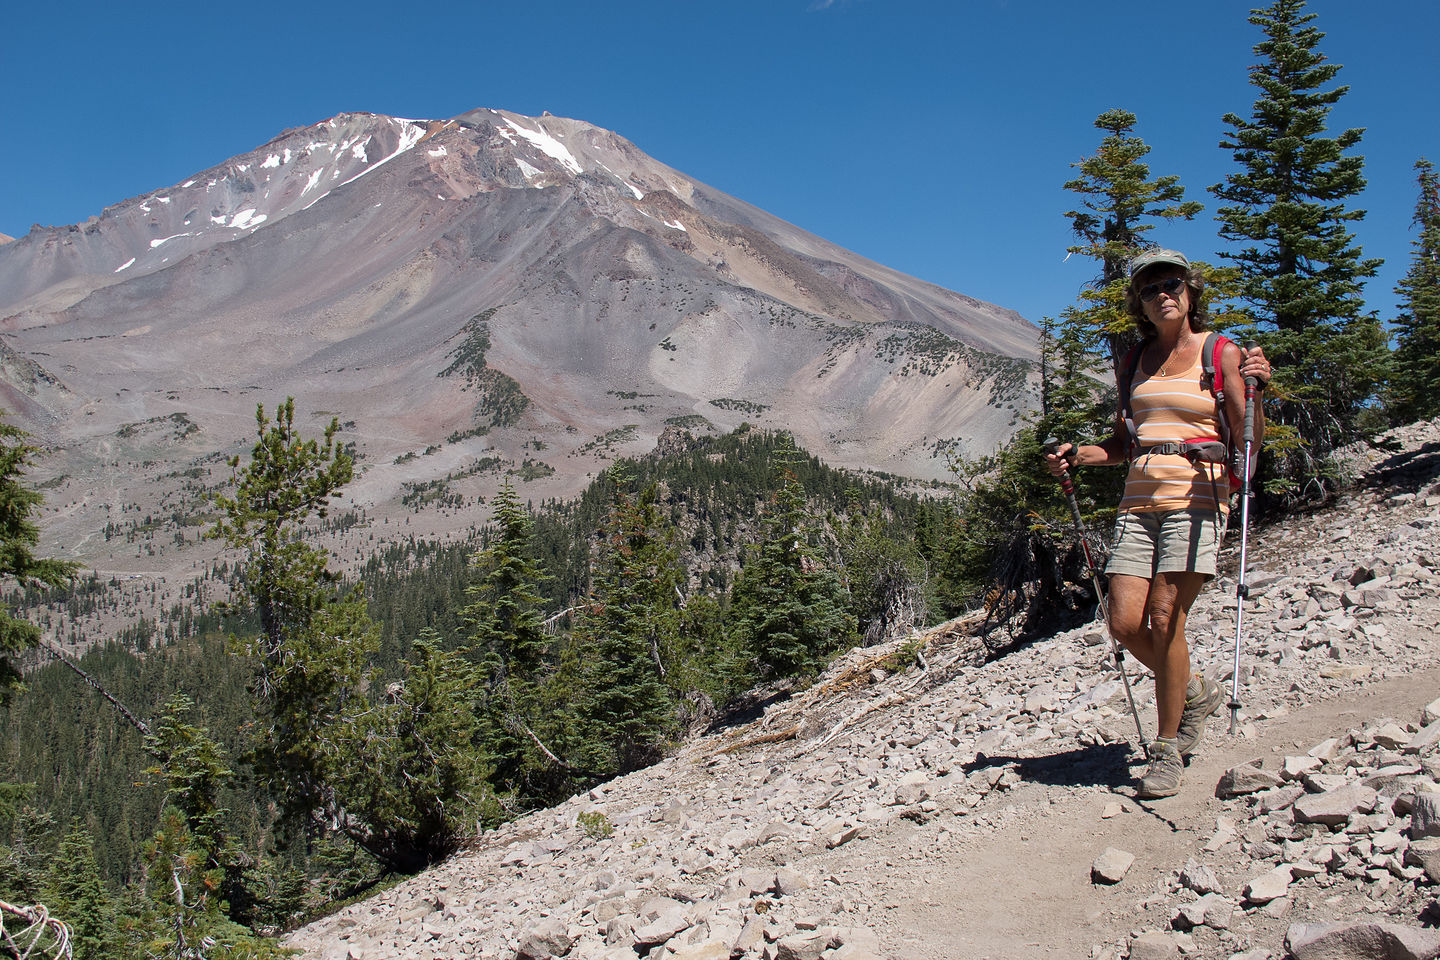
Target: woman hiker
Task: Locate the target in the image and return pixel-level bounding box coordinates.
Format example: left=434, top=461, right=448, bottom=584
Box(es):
left=1045, top=248, right=1271, bottom=799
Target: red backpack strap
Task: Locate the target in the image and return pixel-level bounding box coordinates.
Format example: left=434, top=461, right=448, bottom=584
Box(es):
left=1118, top=343, right=1144, bottom=459
left=1199, top=333, right=1232, bottom=450
left=1198, top=333, right=1244, bottom=492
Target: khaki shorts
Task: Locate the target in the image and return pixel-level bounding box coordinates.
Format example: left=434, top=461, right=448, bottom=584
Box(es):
left=1105, top=508, right=1226, bottom=579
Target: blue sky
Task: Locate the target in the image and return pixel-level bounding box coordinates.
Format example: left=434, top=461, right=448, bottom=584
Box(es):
left=3, top=0, right=1436, bottom=328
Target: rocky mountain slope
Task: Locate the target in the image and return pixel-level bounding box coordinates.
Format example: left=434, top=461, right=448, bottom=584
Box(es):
left=0, top=109, right=1035, bottom=544
left=284, top=417, right=1440, bottom=960
left=0, top=108, right=1038, bottom=651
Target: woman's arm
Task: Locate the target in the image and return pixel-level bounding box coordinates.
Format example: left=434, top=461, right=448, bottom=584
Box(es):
left=1219, top=341, right=1270, bottom=448
left=1044, top=403, right=1129, bottom=476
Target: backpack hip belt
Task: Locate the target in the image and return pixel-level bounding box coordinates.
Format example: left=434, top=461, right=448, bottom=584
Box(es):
left=1135, top=439, right=1228, bottom=463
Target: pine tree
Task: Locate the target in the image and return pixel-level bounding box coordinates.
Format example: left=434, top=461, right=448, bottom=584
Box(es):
left=948, top=113, right=1207, bottom=642
left=327, top=633, right=497, bottom=870
left=212, top=399, right=373, bottom=826
left=1062, top=108, right=1204, bottom=389
left=1390, top=158, right=1440, bottom=422
left=144, top=695, right=234, bottom=863
left=567, top=471, right=680, bottom=779
left=1041, top=108, right=1210, bottom=547
left=463, top=479, right=551, bottom=788
left=1211, top=0, right=1386, bottom=493
left=213, top=400, right=483, bottom=873
left=0, top=787, right=52, bottom=903
left=44, top=822, right=121, bottom=959
left=729, top=437, right=855, bottom=678
left=0, top=417, right=77, bottom=695
left=835, top=489, right=928, bottom=646
left=1064, top=108, right=1204, bottom=293
left=139, top=807, right=226, bottom=960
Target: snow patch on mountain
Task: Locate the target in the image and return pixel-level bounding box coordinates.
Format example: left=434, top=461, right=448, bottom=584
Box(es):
left=229, top=210, right=265, bottom=230
left=500, top=118, right=583, bottom=175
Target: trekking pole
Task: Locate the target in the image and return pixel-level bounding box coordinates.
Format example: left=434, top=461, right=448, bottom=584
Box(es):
left=1044, top=438, right=1147, bottom=749
left=1227, top=344, right=1261, bottom=735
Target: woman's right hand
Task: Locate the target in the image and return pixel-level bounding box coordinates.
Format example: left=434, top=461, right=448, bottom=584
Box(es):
left=1044, top=442, right=1076, bottom=477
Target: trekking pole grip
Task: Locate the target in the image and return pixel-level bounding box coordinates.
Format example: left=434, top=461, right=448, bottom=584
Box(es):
left=1043, top=437, right=1075, bottom=492
left=1044, top=437, right=1085, bottom=522
left=1241, top=341, right=1260, bottom=444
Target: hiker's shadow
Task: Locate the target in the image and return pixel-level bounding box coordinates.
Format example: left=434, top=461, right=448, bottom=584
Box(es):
left=962, top=742, right=1133, bottom=790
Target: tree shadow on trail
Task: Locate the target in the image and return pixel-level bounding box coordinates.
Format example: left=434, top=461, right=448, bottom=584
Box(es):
left=1364, top=439, right=1440, bottom=495
left=962, top=742, right=1135, bottom=790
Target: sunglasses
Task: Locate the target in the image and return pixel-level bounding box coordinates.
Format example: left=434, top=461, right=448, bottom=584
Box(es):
left=1138, top=277, right=1186, bottom=303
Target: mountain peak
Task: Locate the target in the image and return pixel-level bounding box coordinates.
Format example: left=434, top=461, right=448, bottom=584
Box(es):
left=0, top=106, right=1038, bottom=596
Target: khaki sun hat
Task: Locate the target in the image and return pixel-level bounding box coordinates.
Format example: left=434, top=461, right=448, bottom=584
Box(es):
left=1128, top=248, right=1190, bottom=278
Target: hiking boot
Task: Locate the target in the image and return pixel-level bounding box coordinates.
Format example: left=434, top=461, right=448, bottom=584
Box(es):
left=1175, top=673, right=1224, bottom=757
left=1137, top=738, right=1183, bottom=799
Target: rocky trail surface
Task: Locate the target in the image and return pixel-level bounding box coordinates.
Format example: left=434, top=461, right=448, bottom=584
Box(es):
left=286, top=419, right=1440, bottom=960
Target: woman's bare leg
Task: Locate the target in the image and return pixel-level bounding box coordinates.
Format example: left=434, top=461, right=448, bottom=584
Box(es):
left=1106, top=571, right=1207, bottom=739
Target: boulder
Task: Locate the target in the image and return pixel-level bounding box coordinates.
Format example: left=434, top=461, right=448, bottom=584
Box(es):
left=1216, top=762, right=1283, bottom=797
left=1179, top=858, right=1223, bottom=896
left=1285, top=921, right=1440, bottom=960
left=1411, top=792, right=1440, bottom=839
left=668, top=942, right=732, bottom=960
left=1293, top=783, right=1379, bottom=826
left=515, top=919, right=574, bottom=959
left=1172, top=893, right=1232, bottom=932
left=1091, top=847, right=1135, bottom=885
left=772, top=932, right=829, bottom=960
left=1127, top=931, right=1179, bottom=959
left=1242, top=865, right=1293, bottom=905
left=1404, top=838, right=1440, bottom=883
left=1424, top=696, right=1440, bottom=727
left=1406, top=722, right=1440, bottom=755
left=774, top=866, right=812, bottom=896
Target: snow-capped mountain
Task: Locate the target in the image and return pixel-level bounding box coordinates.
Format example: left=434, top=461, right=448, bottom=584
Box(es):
left=0, top=108, right=1039, bottom=570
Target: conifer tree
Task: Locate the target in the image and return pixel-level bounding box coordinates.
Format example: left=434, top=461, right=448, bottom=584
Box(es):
left=1211, top=0, right=1386, bottom=492
left=1062, top=108, right=1204, bottom=386
left=0, top=788, right=52, bottom=904
left=1064, top=108, right=1204, bottom=293
left=140, top=807, right=226, bottom=960
left=1390, top=158, right=1440, bottom=422
left=144, top=695, right=234, bottom=865
left=0, top=417, right=77, bottom=695
left=568, top=471, right=679, bottom=779
left=328, top=633, right=497, bottom=867
left=835, top=489, right=927, bottom=645
left=214, top=401, right=483, bottom=873
left=947, top=112, right=1205, bottom=640
left=44, top=823, right=120, bottom=959
left=1045, top=108, right=1208, bottom=525
left=211, top=400, right=373, bottom=844
left=730, top=437, right=855, bottom=677
left=463, top=479, right=551, bottom=786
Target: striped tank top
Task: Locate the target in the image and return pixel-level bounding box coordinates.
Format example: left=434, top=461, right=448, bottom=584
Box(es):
left=1119, top=346, right=1231, bottom=514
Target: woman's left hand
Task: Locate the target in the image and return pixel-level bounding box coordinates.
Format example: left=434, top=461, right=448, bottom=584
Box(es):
left=1240, top=344, right=1272, bottom=390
